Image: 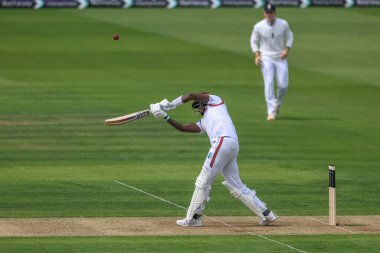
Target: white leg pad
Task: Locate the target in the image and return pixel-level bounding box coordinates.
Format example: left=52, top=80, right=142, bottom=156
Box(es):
left=186, top=167, right=211, bottom=220
left=222, top=181, right=266, bottom=220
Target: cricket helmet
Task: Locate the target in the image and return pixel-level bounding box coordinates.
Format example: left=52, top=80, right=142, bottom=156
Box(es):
left=192, top=101, right=207, bottom=115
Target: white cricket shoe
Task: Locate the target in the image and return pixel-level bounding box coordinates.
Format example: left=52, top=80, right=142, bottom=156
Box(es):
left=267, top=113, right=276, bottom=121
left=274, top=104, right=280, bottom=116
left=176, top=217, right=204, bottom=227
left=259, top=211, right=278, bottom=226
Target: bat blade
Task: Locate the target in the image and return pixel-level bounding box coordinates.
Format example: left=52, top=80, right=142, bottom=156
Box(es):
left=105, top=109, right=150, bottom=126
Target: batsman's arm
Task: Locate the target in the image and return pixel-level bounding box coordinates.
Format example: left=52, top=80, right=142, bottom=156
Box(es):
left=181, top=93, right=209, bottom=103
left=166, top=116, right=201, bottom=133
left=170, top=93, right=209, bottom=108
left=150, top=103, right=200, bottom=133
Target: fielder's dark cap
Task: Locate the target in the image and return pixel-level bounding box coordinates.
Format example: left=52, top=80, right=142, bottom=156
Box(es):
left=264, top=3, right=276, bottom=13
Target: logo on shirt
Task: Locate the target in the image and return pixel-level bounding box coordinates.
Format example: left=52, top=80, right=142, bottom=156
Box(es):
left=207, top=152, right=213, bottom=159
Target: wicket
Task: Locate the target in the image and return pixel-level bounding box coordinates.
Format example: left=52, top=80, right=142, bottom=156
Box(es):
left=329, top=164, right=336, bottom=225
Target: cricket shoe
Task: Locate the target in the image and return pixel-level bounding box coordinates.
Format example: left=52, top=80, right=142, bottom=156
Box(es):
left=176, top=217, right=203, bottom=227
left=259, top=211, right=278, bottom=226
left=274, top=104, right=280, bottom=117
left=267, top=113, right=276, bottom=121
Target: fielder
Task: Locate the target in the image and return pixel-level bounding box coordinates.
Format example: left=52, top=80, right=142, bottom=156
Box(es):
left=150, top=93, right=278, bottom=227
left=250, top=3, right=294, bottom=121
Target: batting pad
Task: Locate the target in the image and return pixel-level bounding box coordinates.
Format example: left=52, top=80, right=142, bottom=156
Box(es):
left=222, top=181, right=266, bottom=220
left=186, top=167, right=211, bottom=220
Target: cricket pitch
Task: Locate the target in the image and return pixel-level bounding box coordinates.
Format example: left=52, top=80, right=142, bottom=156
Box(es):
left=0, top=216, right=379, bottom=237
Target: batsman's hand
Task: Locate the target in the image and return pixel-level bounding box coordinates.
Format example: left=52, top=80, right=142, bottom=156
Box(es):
left=159, top=99, right=176, bottom=111
left=150, top=103, right=167, bottom=119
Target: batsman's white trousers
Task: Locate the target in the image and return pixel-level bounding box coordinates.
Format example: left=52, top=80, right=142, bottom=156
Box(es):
left=260, top=56, right=289, bottom=115
left=191, top=136, right=265, bottom=215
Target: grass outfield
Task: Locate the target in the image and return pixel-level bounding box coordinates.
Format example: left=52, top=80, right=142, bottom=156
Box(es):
left=0, top=7, right=379, bottom=253
left=1, top=235, right=380, bottom=253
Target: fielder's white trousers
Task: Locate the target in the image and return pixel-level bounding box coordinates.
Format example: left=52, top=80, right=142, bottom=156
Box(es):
left=190, top=136, right=266, bottom=215
left=260, top=56, right=289, bottom=115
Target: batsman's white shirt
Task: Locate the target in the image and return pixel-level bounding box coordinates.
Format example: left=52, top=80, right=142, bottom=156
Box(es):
left=250, top=18, right=293, bottom=59
left=195, top=95, right=238, bottom=143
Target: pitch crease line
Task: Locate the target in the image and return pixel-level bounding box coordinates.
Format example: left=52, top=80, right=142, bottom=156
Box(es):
left=114, top=180, right=186, bottom=210
left=308, top=217, right=356, bottom=234
left=203, top=216, right=308, bottom=253
left=114, top=180, right=309, bottom=253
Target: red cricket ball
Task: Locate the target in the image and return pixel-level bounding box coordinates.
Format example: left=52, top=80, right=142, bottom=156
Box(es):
left=113, top=34, right=119, bottom=40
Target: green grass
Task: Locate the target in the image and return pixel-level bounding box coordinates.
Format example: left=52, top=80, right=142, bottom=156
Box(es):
left=0, top=8, right=379, bottom=217
left=1, top=235, right=380, bottom=253
left=0, top=7, right=379, bottom=253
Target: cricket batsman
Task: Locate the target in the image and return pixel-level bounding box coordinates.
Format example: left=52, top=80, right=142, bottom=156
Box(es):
left=150, top=93, right=278, bottom=226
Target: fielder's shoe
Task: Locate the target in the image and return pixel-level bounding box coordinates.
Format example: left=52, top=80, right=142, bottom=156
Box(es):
left=259, top=211, right=278, bottom=226
left=274, top=104, right=280, bottom=117
left=267, top=113, right=276, bottom=121
left=176, top=216, right=203, bottom=227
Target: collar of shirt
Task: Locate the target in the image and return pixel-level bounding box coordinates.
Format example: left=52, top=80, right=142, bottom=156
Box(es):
left=266, top=18, right=276, bottom=27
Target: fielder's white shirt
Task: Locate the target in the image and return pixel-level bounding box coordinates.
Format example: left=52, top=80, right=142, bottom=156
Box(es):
left=250, top=18, right=293, bottom=59
left=195, top=95, right=238, bottom=143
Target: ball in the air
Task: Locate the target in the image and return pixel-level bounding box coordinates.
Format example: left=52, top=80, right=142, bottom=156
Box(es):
left=113, top=34, right=119, bottom=40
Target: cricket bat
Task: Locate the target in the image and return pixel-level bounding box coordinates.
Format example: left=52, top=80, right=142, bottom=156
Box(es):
left=105, top=109, right=150, bottom=126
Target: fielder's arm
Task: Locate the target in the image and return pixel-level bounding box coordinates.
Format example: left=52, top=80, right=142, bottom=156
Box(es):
left=280, top=47, right=291, bottom=59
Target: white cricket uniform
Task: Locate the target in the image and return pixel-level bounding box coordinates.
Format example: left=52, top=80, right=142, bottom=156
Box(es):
left=250, top=18, right=294, bottom=115
left=191, top=95, right=266, bottom=216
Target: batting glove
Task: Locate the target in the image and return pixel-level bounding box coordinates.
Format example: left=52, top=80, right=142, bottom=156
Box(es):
left=159, top=99, right=176, bottom=111
left=150, top=103, right=168, bottom=119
